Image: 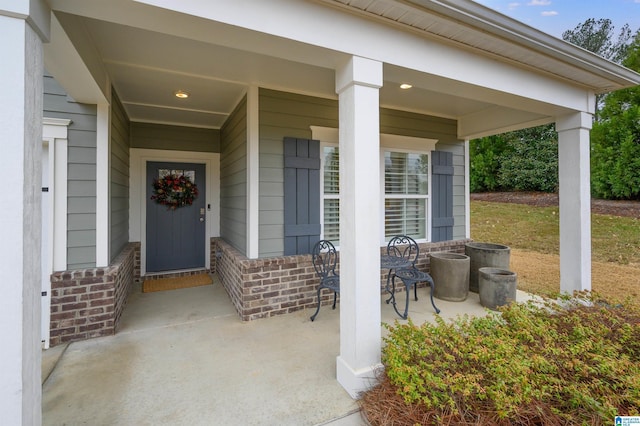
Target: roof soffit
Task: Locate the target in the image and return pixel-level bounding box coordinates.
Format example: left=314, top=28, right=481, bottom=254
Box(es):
left=324, top=0, right=640, bottom=93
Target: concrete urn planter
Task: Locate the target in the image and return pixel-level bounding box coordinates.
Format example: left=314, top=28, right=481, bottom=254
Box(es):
left=465, top=242, right=511, bottom=293
left=431, top=252, right=470, bottom=302
left=478, top=267, right=517, bottom=310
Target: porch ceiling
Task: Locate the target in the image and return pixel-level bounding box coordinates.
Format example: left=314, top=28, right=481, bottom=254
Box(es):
left=50, top=10, right=496, bottom=130
left=45, top=0, right=636, bottom=136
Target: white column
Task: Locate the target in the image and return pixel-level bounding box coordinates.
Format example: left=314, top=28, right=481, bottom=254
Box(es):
left=0, top=1, right=49, bottom=424
left=335, top=56, right=383, bottom=398
left=96, top=103, right=111, bottom=266
left=464, top=139, right=471, bottom=240
left=246, top=85, right=260, bottom=258
left=556, top=111, right=592, bottom=293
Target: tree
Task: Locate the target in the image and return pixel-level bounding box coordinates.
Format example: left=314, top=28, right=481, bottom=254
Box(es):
left=590, top=30, right=640, bottom=200
left=562, top=19, right=633, bottom=119
left=469, top=135, right=510, bottom=192
left=469, top=126, right=558, bottom=193
left=497, top=125, right=558, bottom=193
left=562, top=18, right=631, bottom=63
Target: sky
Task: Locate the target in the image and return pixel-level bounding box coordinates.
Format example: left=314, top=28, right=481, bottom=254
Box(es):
left=472, top=0, right=640, bottom=39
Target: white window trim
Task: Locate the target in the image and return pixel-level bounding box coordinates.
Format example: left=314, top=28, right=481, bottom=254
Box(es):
left=313, top=127, right=340, bottom=246
left=311, top=126, right=438, bottom=246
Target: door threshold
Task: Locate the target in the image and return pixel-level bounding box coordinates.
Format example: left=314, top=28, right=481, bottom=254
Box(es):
left=142, top=268, right=211, bottom=281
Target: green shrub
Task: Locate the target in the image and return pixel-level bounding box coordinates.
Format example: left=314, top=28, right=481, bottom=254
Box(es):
left=470, top=125, right=558, bottom=193
left=470, top=135, right=510, bottom=192
left=497, top=133, right=558, bottom=192
left=381, top=294, right=640, bottom=424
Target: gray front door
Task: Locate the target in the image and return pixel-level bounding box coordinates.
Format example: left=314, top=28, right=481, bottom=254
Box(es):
left=146, top=161, right=206, bottom=272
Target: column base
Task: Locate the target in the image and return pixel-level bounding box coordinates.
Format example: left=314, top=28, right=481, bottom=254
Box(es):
left=336, top=356, right=384, bottom=399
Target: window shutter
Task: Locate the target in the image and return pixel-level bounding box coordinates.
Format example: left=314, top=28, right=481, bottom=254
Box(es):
left=284, top=137, right=321, bottom=255
left=431, top=151, right=454, bottom=242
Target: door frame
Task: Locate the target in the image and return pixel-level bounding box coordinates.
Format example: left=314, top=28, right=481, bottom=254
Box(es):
left=130, top=149, right=220, bottom=276
left=41, top=117, right=70, bottom=348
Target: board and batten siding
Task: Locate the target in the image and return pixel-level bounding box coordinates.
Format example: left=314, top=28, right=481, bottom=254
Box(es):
left=44, top=73, right=97, bottom=269
left=258, top=89, right=467, bottom=257
left=110, top=89, right=130, bottom=261
left=259, top=89, right=338, bottom=257
left=220, top=95, right=248, bottom=253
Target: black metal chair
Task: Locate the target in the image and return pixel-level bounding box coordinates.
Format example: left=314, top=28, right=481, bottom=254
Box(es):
left=386, top=235, right=440, bottom=319
left=310, top=240, right=340, bottom=321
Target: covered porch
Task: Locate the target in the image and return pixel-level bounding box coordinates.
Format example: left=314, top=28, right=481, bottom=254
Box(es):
left=41, top=277, right=531, bottom=425
left=4, top=0, right=640, bottom=421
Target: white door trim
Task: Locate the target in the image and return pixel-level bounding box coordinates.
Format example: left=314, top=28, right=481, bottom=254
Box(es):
left=130, top=148, right=220, bottom=276
left=42, top=117, right=71, bottom=348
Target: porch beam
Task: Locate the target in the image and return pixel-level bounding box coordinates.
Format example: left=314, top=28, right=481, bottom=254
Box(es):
left=556, top=111, right=593, bottom=293
left=335, top=56, right=383, bottom=398
left=0, top=1, right=49, bottom=423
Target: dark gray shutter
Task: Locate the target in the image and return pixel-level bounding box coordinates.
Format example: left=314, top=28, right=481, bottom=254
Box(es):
left=284, top=137, right=321, bottom=255
left=431, top=151, right=454, bottom=242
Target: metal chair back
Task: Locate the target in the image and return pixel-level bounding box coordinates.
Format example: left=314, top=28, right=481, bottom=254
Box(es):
left=312, top=240, right=338, bottom=279
left=387, top=235, right=420, bottom=268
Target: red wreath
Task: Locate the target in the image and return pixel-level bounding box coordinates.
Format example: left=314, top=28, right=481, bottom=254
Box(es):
left=151, top=174, right=199, bottom=210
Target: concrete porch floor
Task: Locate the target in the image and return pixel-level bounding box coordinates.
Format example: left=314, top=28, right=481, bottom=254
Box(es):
left=42, top=275, right=527, bottom=425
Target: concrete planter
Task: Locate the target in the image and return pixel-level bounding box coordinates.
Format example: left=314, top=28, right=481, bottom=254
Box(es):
left=431, top=252, right=470, bottom=302
left=465, top=242, right=510, bottom=293
left=478, top=267, right=517, bottom=310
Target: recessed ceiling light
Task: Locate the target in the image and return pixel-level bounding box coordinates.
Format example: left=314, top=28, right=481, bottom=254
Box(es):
left=400, top=83, right=413, bottom=90
left=174, top=90, right=190, bottom=99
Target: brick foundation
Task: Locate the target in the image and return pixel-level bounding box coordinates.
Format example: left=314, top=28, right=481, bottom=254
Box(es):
left=49, top=243, right=137, bottom=347
left=216, top=238, right=470, bottom=321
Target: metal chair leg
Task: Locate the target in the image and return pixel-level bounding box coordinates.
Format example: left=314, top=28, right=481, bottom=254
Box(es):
left=332, top=292, right=337, bottom=310
left=386, top=274, right=397, bottom=305
left=310, top=287, right=323, bottom=321
left=426, top=276, right=441, bottom=314
left=401, top=282, right=411, bottom=319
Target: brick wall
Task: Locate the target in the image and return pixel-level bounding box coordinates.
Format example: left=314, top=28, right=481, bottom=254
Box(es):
left=210, top=238, right=217, bottom=274
left=216, top=238, right=470, bottom=321
left=133, top=242, right=141, bottom=282
left=49, top=243, right=137, bottom=347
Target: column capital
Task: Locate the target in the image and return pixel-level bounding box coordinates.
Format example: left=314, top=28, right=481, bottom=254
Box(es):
left=1, top=0, right=51, bottom=41
left=556, top=111, right=593, bottom=132
left=335, top=56, right=383, bottom=94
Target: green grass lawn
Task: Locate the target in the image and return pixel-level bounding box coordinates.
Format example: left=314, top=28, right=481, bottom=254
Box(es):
left=470, top=201, right=640, bottom=266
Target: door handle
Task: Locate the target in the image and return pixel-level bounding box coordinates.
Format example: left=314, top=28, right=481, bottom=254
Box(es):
left=200, top=217, right=205, bottom=222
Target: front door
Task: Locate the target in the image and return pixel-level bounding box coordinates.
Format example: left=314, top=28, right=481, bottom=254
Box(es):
left=146, top=161, right=206, bottom=272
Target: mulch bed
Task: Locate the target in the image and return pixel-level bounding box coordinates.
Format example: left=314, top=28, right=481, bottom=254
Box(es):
left=471, top=191, right=640, bottom=218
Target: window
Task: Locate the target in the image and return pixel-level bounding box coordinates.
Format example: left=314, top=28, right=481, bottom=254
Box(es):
left=322, top=146, right=340, bottom=244
left=314, top=126, right=437, bottom=245
left=384, top=151, right=429, bottom=240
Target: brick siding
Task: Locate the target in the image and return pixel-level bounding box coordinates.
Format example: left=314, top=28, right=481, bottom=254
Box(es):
left=48, top=243, right=137, bottom=347
left=216, top=238, right=470, bottom=321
